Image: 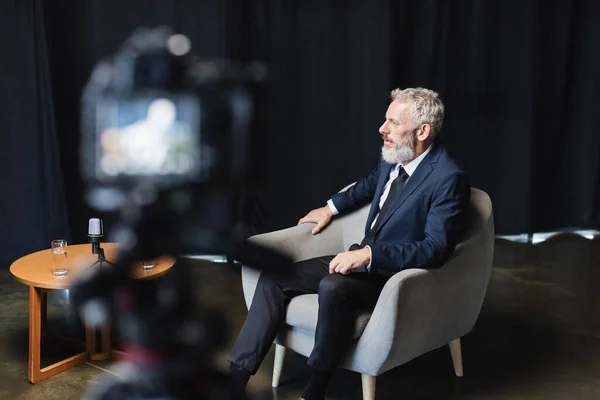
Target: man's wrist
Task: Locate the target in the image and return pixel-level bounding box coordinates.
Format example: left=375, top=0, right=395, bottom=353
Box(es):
left=326, top=199, right=339, bottom=216
left=324, top=206, right=333, bottom=218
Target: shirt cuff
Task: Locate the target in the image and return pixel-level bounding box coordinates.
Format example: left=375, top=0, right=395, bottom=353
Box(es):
left=365, top=245, right=372, bottom=271
left=327, top=199, right=339, bottom=215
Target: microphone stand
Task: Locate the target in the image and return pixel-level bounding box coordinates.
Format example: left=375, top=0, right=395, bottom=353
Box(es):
left=89, top=237, right=117, bottom=268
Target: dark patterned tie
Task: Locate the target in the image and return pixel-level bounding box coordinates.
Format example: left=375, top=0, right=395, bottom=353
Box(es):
left=359, top=166, right=408, bottom=247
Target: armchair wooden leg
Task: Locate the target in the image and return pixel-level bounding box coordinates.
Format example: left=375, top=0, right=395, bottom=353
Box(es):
left=361, top=374, right=376, bottom=400
left=272, top=344, right=287, bottom=388
left=449, top=338, right=464, bottom=377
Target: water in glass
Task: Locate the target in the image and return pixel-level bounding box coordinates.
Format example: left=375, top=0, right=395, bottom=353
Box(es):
left=52, top=240, right=68, bottom=277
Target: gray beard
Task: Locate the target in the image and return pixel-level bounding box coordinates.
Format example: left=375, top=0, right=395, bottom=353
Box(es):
left=381, top=144, right=415, bottom=165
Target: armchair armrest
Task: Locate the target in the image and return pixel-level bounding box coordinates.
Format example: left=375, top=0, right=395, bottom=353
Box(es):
left=241, top=220, right=345, bottom=308
left=247, top=220, right=344, bottom=263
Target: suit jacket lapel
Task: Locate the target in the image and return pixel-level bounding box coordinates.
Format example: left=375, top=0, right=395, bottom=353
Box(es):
left=365, top=161, right=393, bottom=234
left=374, top=145, right=441, bottom=234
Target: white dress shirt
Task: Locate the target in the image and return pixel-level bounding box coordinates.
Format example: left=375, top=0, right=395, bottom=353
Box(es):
left=327, top=144, right=433, bottom=270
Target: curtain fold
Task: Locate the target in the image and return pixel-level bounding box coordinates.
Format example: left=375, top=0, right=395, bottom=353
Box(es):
left=0, top=0, right=70, bottom=268
left=1, top=0, right=600, bottom=269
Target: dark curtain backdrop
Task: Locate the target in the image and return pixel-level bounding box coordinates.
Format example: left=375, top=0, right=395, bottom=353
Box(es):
left=0, top=0, right=70, bottom=269
left=1, top=0, right=600, bottom=269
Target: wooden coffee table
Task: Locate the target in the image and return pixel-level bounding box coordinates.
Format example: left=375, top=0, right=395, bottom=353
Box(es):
left=9, top=243, right=174, bottom=383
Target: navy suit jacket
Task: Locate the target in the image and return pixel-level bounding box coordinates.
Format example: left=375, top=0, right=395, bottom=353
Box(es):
left=330, top=143, right=470, bottom=277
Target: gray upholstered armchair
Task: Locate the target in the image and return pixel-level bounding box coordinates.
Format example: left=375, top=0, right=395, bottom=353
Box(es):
left=241, top=187, right=494, bottom=400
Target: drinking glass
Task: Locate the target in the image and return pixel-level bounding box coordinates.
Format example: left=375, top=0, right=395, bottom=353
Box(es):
left=51, top=239, right=68, bottom=277
left=141, top=260, right=156, bottom=270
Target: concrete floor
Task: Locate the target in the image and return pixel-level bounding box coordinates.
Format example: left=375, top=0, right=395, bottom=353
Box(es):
left=1, top=234, right=600, bottom=399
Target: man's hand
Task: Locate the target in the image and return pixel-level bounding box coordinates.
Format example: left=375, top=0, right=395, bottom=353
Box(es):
left=329, top=248, right=371, bottom=275
left=298, top=206, right=333, bottom=235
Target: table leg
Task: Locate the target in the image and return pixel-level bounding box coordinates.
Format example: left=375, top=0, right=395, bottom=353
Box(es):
left=40, top=290, right=47, bottom=335
left=89, top=324, right=112, bottom=361
left=111, top=349, right=127, bottom=361
left=86, top=325, right=96, bottom=355
left=28, top=286, right=90, bottom=384
left=102, top=325, right=112, bottom=356
left=28, top=286, right=42, bottom=383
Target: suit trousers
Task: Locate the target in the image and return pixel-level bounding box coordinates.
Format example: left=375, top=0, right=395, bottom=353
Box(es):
left=228, top=255, right=389, bottom=374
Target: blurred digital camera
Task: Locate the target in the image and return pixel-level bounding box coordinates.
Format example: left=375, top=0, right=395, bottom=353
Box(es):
left=80, top=27, right=267, bottom=211
left=72, top=27, right=283, bottom=400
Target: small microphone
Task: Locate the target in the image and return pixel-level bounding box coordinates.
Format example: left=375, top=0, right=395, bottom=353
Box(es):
left=88, top=218, right=104, bottom=242
left=89, top=218, right=104, bottom=255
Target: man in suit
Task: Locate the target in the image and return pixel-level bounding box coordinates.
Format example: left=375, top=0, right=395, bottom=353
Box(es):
left=228, top=87, right=470, bottom=400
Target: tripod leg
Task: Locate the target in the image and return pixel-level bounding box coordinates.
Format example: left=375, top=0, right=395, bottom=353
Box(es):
left=102, top=260, right=118, bottom=268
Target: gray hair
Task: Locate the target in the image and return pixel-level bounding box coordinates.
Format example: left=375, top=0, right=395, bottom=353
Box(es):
left=390, top=87, right=445, bottom=138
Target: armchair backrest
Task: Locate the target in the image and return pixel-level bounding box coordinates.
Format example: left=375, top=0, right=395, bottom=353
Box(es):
left=462, top=188, right=494, bottom=246
left=443, top=187, right=495, bottom=332
left=334, top=185, right=494, bottom=356
left=334, top=184, right=494, bottom=273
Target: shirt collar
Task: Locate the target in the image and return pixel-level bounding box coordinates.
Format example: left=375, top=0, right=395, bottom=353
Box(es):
left=399, top=144, right=433, bottom=177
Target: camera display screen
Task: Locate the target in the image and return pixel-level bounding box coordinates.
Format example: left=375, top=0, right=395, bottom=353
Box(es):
left=94, top=94, right=202, bottom=183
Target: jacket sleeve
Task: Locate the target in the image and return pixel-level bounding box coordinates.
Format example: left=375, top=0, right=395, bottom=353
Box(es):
left=368, top=171, right=471, bottom=274
left=330, top=159, right=382, bottom=215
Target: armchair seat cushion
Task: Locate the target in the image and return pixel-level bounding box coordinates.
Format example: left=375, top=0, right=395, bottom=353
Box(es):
left=285, top=294, right=373, bottom=339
